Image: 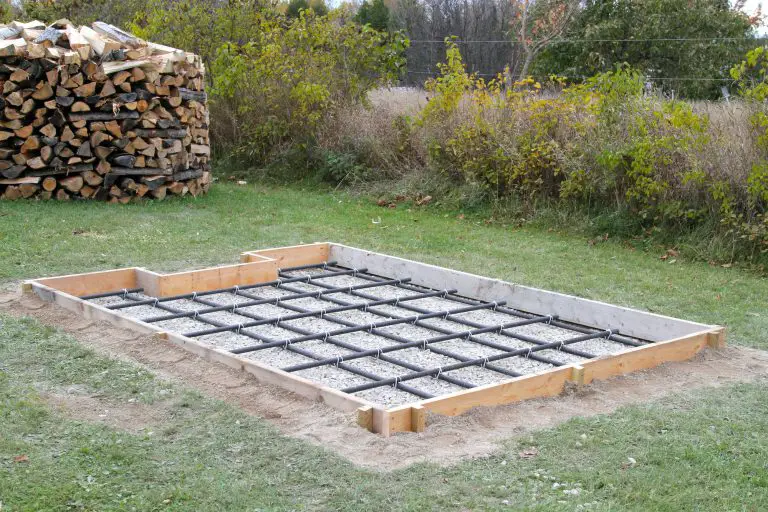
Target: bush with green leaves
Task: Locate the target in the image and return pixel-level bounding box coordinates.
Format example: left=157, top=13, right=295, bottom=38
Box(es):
left=322, top=43, right=767, bottom=263
left=208, top=11, right=407, bottom=163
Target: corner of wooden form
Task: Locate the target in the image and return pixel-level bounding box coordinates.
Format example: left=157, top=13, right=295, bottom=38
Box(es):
left=20, top=281, right=33, bottom=294
left=410, top=405, right=426, bottom=433
left=570, top=365, right=586, bottom=386
left=707, top=327, right=727, bottom=349
left=357, top=405, right=374, bottom=433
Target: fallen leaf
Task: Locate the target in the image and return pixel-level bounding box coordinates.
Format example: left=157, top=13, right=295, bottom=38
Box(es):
left=518, top=447, right=539, bottom=459
left=415, top=195, right=433, bottom=206
left=721, top=263, right=732, bottom=268
left=621, top=456, right=637, bottom=470
left=13, top=454, right=29, bottom=463
left=376, top=198, right=388, bottom=207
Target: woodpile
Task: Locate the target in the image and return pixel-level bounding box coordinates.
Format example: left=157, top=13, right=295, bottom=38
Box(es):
left=0, top=19, right=211, bottom=202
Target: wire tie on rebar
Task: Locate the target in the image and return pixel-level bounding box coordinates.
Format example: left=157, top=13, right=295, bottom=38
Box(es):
left=605, top=329, right=614, bottom=339
left=275, top=279, right=283, bottom=288
left=347, top=286, right=354, bottom=294
left=233, top=286, right=239, bottom=296
left=318, top=309, right=326, bottom=319
left=323, top=333, right=329, bottom=342
left=193, top=310, right=199, bottom=319
left=492, top=301, right=499, bottom=311
left=375, top=349, right=382, bottom=359
left=394, top=297, right=400, bottom=306
left=526, top=347, right=533, bottom=359
left=546, top=315, right=554, bottom=325
left=558, top=341, right=565, bottom=352
left=433, top=367, right=443, bottom=380
left=121, top=288, right=128, bottom=299
left=334, top=356, right=343, bottom=367
left=464, top=331, right=471, bottom=340
left=153, top=298, right=159, bottom=308
left=497, top=325, right=504, bottom=334
left=273, top=315, right=282, bottom=326
left=362, top=303, right=368, bottom=312
left=322, top=262, right=328, bottom=270
left=442, top=311, right=449, bottom=320
left=283, top=340, right=290, bottom=350
left=274, top=297, right=281, bottom=306
left=352, top=268, right=359, bottom=276
left=392, top=377, right=400, bottom=389
left=481, top=357, right=490, bottom=368
left=237, top=324, right=244, bottom=334
left=191, top=292, right=197, bottom=300
left=368, top=323, right=377, bottom=333
left=441, top=290, right=449, bottom=298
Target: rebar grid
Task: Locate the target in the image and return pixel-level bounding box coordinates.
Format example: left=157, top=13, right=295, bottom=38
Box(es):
left=117, top=291, right=436, bottom=399
left=82, top=260, right=646, bottom=406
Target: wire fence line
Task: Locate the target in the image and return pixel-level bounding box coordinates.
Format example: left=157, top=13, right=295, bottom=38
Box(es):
left=404, top=69, right=737, bottom=82
left=406, top=35, right=768, bottom=85
left=408, top=36, right=768, bottom=44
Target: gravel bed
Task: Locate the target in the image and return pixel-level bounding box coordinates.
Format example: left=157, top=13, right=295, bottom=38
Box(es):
left=294, top=364, right=371, bottom=390
left=353, top=387, right=418, bottom=408
left=568, top=337, right=632, bottom=357
left=490, top=356, right=554, bottom=374
left=83, top=268, right=640, bottom=408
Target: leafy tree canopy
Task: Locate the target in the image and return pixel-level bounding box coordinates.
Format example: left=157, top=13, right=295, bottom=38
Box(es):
left=533, top=0, right=757, bottom=99
left=356, top=0, right=390, bottom=32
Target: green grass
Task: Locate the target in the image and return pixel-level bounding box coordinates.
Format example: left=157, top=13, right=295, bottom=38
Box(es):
left=1, top=183, right=768, bottom=510
left=2, top=313, right=768, bottom=511
left=0, top=183, right=766, bottom=348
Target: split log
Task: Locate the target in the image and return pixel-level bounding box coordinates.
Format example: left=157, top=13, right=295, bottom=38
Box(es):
left=60, top=174, right=84, bottom=192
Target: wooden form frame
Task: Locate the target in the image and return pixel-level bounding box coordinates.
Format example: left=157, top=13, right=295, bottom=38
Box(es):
left=24, top=242, right=725, bottom=437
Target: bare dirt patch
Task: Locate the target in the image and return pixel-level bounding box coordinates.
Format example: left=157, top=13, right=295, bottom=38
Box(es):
left=42, top=389, right=172, bottom=434
left=2, top=287, right=768, bottom=470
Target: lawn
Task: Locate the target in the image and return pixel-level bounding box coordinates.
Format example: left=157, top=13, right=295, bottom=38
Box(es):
left=1, top=183, right=767, bottom=511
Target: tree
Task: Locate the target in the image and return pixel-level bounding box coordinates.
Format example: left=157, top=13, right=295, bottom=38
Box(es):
left=356, top=0, right=390, bottom=31
left=286, top=0, right=310, bottom=17
left=511, top=0, right=579, bottom=80
left=390, top=0, right=520, bottom=84
left=285, top=0, right=328, bottom=17
left=533, top=0, right=758, bottom=99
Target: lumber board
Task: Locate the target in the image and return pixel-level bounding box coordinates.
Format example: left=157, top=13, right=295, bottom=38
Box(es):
left=419, top=366, right=576, bottom=417
left=580, top=329, right=719, bottom=384
left=357, top=406, right=374, bottom=431
left=329, top=244, right=715, bottom=342
left=242, top=243, right=330, bottom=268
left=153, top=260, right=279, bottom=297
left=33, top=267, right=137, bottom=297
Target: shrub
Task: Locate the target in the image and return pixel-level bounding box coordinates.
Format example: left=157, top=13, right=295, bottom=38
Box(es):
left=208, top=11, right=406, bottom=164
left=319, top=43, right=768, bottom=263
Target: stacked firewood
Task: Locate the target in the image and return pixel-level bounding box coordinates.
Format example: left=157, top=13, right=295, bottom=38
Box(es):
left=0, top=19, right=210, bottom=202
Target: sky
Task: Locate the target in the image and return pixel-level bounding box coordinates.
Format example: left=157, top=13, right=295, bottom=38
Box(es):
left=738, top=0, right=766, bottom=32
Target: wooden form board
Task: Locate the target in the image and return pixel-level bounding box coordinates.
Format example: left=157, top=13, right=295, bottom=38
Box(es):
left=25, top=242, right=726, bottom=437
left=327, top=244, right=713, bottom=342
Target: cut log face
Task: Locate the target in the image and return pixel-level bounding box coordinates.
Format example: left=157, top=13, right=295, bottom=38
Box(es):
left=0, top=19, right=209, bottom=203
